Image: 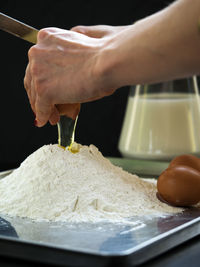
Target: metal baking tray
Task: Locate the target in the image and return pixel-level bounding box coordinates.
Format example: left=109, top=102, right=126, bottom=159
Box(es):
left=0, top=169, right=199, bottom=266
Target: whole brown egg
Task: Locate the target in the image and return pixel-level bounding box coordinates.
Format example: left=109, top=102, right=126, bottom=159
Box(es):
left=169, top=154, right=200, bottom=172
left=157, top=164, right=200, bottom=207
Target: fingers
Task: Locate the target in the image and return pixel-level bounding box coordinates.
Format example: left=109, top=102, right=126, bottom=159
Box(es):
left=49, top=106, right=60, bottom=125
left=30, top=79, right=36, bottom=112
left=24, top=60, right=80, bottom=127
left=25, top=44, right=54, bottom=126
left=24, top=61, right=49, bottom=125
left=34, top=95, right=54, bottom=127
left=24, top=64, right=37, bottom=116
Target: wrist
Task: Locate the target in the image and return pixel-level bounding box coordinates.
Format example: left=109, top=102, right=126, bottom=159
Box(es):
left=93, top=30, right=129, bottom=94
left=94, top=24, right=140, bottom=90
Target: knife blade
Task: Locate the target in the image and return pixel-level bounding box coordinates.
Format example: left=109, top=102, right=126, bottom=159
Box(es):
left=0, top=12, right=38, bottom=43
left=0, top=12, right=77, bottom=149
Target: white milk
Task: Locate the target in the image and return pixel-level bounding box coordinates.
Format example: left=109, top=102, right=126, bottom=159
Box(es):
left=119, top=93, right=200, bottom=160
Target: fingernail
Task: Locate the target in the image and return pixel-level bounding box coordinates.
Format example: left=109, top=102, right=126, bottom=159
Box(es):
left=34, top=119, right=38, bottom=126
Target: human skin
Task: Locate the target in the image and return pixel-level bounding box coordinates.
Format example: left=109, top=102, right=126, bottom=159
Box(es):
left=24, top=0, right=200, bottom=127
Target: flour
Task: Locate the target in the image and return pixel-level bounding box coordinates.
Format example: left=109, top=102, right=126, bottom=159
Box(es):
left=0, top=144, right=183, bottom=223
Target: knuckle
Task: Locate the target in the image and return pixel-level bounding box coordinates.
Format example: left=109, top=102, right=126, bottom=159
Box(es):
left=28, top=45, right=39, bottom=59
left=37, top=28, right=50, bottom=41
left=38, top=27, right=57, bottom=42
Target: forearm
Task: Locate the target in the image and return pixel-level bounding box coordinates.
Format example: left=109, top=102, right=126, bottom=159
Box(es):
left=99, top=0, right=200, bottom=87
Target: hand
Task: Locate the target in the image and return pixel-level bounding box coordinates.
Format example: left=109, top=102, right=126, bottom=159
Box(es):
left=24, top=27, right=117, bottom=127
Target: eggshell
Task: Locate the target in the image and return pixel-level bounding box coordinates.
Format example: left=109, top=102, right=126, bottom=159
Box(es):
left=157, top=165, right=200, bottom=206
left=169, top=154, right=200, bottom=172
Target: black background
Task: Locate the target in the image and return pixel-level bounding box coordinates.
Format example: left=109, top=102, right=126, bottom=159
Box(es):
left=0, top=0, right=174, bottom=170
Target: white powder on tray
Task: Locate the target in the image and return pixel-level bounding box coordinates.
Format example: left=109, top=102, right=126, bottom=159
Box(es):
left=0, top=144, right=183, bottom=223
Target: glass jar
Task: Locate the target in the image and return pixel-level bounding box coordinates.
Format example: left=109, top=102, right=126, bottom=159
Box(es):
left=118, top=76, right=200, bottom=160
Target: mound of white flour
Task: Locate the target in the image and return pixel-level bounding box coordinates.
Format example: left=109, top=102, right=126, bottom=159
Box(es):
left=0, top=144, right=182, bottom=222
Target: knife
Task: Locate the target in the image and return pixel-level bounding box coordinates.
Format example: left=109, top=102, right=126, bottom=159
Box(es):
left=0, top=12, right=77, bottom=148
